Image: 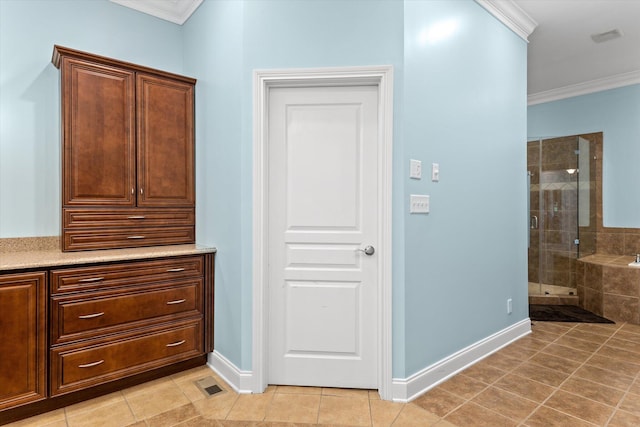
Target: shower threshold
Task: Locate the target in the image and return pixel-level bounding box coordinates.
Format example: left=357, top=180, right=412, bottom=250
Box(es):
left=528, top=282, right=579, bottom=306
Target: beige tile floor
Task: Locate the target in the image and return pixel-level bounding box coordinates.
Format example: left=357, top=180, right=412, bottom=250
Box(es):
left=6, top=321, right=640, bottom=427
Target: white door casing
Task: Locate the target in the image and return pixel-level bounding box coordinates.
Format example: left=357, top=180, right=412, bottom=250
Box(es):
left=252, top=66, right=393, bottom=398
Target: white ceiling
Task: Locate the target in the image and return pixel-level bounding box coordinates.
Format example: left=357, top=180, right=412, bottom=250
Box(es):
left=514, top=0, right=640, bottom=103
left=113, top=0, right=640, bottom=103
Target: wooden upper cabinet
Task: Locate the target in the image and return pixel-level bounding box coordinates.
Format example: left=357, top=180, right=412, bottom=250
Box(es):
left=137, top=74, right=195, bottom=207
left=53, top=46, right=196, bottom=251
left=62, top=58, right=136, bottom=207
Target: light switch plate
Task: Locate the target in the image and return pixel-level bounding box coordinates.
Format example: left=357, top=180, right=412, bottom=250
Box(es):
left=410, top=194, right=430, bottom=213
left=432, top=163, right=440, bottom=182
left=410, top=159, right=422, bottom=179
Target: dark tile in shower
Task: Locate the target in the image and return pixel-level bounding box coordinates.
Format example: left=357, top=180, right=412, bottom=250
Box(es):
left=624, top=233, right=640, bottom=254
left=584, top=288, right=604, bottom=316
left=549, top=270, right=572, bottom=287
left=547, top=252, right=576, bottom=272
left=603, top=294, right=639, bottom=324
left=603, top=267, right=640, bottom=297
left=598, top=233, right=626, bottom=255
left=576, top=263, right=585, bottom=287
left=584, top=263, right=603, bottom=291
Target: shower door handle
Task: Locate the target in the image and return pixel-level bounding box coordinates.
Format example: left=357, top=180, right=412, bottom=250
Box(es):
left=530, top=215, right=538, bottom=229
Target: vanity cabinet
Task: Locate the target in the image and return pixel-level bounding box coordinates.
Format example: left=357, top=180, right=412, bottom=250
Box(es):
left=52, top=46, right=196, bottom=251
left=0, top=272, right=46, bottom=410
left=49, top=256, right=206, bottom=396
left=0, top=251, right=214, bottom=425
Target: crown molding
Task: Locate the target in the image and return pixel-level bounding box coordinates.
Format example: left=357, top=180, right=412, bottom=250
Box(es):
left=475, top=0, right=538, bottom=42
left=528, top=70, right=640, bottom=105
left=110, top=0, right=203, bottom=25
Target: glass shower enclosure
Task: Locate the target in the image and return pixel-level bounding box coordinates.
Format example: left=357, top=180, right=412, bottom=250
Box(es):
left=527, top=135, right=596, bottom=297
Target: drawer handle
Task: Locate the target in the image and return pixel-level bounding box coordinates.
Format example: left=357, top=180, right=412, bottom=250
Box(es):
left=166, top=340, right=186, bottom=347
left=78, top=312, right=105, bottom=319
left=78, top=277, right=105, bottom=283
left=127, top=236, right=146, bottom=239
left=166, top=299, right=186, bottom=305
left=166, top=268, right=186, bottom=272
left=127, top=215, right=146, bottom=219
left=78, top=360, right=104, bottom=368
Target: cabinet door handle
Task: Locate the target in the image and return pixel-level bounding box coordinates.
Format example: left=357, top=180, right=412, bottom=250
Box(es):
left=78, top=360, right=104, bottom=368
left=79, top=277, right=104, bottom=283
left=166, top=340, right=186, bottom=347
left=131, top=188, right=135, bottom=195
left=140, top=188, right=144, bottom=195
left=78, top=312, right=105, bottom=319
left=127, top=236, right=146, bottom=239
left=127, top=215, right=146, bottom=219
left=166, top=268, right=185, bottom=272
left=166, top=299, right=186, bottom=305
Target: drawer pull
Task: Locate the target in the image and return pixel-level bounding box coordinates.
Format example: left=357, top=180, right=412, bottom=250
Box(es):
left=78, top=312, right=105, bottom=319
left=127, top=235, right=146, bottom=239
left=79, top=277, right=105, bottom=283
left=166, top=268, right=186, bottom=272
left=127, top=215, right=146, bottom=219
left=166, top=340, right=186, bottom=347
left=78, top=360, right=104, bottom=368
left=166, top=299, right=186, bottom=305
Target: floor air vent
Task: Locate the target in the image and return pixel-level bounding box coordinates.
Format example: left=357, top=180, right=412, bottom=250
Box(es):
left=194, top=376, right=224, bottom=398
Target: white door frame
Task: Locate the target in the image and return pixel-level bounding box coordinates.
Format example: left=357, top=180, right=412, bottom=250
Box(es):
left=252, top=66, right=394, bottom=399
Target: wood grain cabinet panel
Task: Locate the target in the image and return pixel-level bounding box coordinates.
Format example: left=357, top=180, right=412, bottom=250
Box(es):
left=51, top=320, right=202, bottom=396
left=51, top=280, right=202, bottom=344
left=61, top=58, right=136, bottom=207
left=0, top=272, right=47, bottom=410
left=63, top=226, right=195, bottom=251
left=64, top=208, right=195, bottom=228
left=50, top=256, right=204, bottom=293
left=137, top=74, right=195, bottom=208
left=53, top=46, right=196, bottom=251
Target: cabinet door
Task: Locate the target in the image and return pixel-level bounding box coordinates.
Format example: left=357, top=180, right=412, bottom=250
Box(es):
left=0, top=272, right=46, bottom=409
left=62, top=58, right=136, bottom=207
left=136, top=74, right=195, bottom=207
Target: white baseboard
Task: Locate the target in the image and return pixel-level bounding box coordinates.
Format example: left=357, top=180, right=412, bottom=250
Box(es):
left=391, top=318, right=531, bottom=402
left=208, top=350, right=255, bottom=394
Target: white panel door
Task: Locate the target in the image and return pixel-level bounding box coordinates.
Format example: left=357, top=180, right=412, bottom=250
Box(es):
left=268, top=85, right=379, bottom=388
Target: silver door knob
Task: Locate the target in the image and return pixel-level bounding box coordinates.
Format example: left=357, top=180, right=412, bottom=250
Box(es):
left=357, top=245, right=375, bottom=256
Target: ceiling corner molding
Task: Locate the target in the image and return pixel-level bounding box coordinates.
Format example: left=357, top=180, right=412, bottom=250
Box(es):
left=110, top=0, right=203, bottom=25
left=475, top=0, right=538, bottom=42
left=528, top=70, right=640, bottom=106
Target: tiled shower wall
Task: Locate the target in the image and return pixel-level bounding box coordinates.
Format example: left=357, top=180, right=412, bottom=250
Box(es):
left=528, top=136, right=593, bottom=292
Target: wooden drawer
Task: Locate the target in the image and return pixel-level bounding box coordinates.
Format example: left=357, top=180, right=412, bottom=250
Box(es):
left=63, top=226, right=195, bottom=251
left=51, top=256, right=203, bottom=294
left=51, top=280, right=202, bottom=344
left=50, top=320, right=202, bottom=396
left=64, top=208, right=195, bottom=228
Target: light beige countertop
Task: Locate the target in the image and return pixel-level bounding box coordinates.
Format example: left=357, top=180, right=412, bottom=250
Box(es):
left=0, top=237, right=216, bottom=271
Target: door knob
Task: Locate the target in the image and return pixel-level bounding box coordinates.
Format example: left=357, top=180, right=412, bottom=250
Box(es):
left=357, top=245, right=375, bottom=256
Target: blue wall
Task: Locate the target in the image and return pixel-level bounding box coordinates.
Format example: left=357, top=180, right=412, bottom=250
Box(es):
left=528, top=85, right=640, bottom=228
left=182, top=0, right=246, bottom=371
left=1, top=0, right=528, bottom=382
left=182, top=0, right=406, bottom=372
left=181, top=0, right=528, bottom=378
left=402, top=0, right=528, bottom=376
left=0, top=0, right=184, bottom=238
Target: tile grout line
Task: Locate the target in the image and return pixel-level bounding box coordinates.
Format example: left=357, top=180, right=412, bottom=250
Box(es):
left=521, top=321, right=627, bottom=426
left=451, top=323, right=568, bottom=426
left=602, top=324, right=640, bottom=426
